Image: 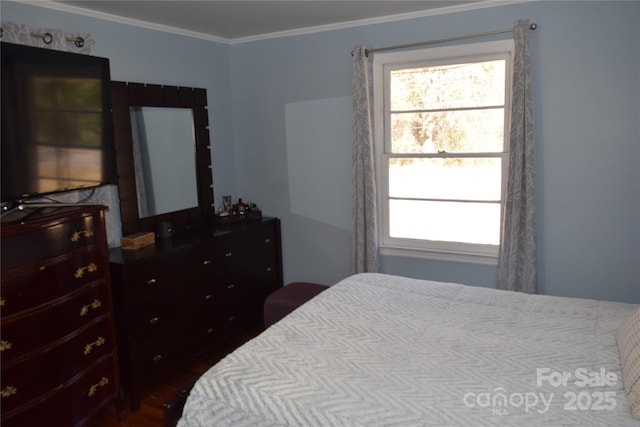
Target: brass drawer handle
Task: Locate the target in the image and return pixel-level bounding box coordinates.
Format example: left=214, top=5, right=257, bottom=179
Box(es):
left=71, top=229, right=94, bottom=242
left=1, top=386, right=17, bottom=398
left=149, top=317, right=160, bottom=325
left=83, top=336, right=105, bottom=355
left=0, top=340, right=12, bottom=352
left=79, top=299, right=102, bottom=316
left=75, top=263, right=98, bottom=279
left=0, top=298, right=5, bottom=306
left=147, top=278, right=158, bottom=286
left=88, top=377, right=109, bottom=397
left=152, top=354, right=163, bottom=362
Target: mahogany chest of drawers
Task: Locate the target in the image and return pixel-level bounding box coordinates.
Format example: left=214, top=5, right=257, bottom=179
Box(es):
left=108, top=217, right=283, bottom=410
left=1, top=205, right=121, bottom=426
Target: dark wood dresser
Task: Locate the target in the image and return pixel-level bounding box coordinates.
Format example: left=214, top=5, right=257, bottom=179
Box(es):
left=108, top=217, right=283, bottom=410
left=0, top=205, right=121, bottom=426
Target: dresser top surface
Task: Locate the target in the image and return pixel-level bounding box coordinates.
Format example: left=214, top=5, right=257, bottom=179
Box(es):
left=109, top=217, right=279, bottom=265
left=1, top=204, right=106, bottom=228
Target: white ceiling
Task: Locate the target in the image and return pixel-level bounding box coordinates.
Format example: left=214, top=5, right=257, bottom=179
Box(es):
left=37, top=1, right=500, bottom=43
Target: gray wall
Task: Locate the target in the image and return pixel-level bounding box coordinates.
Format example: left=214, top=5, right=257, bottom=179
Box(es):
left=3, top=1, right=639, bottom=303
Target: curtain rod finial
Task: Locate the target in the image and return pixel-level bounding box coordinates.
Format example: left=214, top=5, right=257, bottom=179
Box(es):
left=529, top=23, right=537, bottom=30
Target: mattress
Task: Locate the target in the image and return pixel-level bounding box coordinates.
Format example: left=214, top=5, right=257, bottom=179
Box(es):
left=178, top=273, right=639, bottom=426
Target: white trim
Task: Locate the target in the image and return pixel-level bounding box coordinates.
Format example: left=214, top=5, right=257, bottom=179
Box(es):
left=227, top=0, right=530, bottom=44
left=13, top=0, right=229, bottom=44
left=380, top=245, right=499, bottom=266
left=13, top=0, right=535, bottom=45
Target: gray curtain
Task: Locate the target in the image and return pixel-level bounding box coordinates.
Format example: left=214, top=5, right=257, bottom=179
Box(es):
left=496, top=20, right=537, bottom=293
left=351, top=46, right=380, bottom=274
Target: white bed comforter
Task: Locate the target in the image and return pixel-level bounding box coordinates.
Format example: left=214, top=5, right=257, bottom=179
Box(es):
left=178, top=273, right=639, bottom=426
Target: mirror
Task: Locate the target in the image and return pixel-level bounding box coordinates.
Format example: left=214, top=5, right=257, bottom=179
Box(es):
left=130, top=107, right=198, bottom=217
left=111, top=81, right=214, bottom=237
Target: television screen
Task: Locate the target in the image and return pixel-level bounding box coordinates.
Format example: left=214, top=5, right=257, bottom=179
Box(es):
left=1, top=41, right=116, bottom=204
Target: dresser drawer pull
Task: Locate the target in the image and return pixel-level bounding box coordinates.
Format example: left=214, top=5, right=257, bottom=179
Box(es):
left=149, top=317, right=160, bottom=325
left=265, top=267, right=273, bottom=272
left=206, top=328, right=215, bottom=334
left=71, top=229, right=94, bottom=242
left=1, top=386, right=17, bottom=398
left=88, top=377, right=109, bottom=397
left=0, top=340, right=12, bottom=352
left=228, top=316, right=236, bottom=322
left=79, top=299, right=102, bottom=316
left=227, top=283, right=235, bottom=290
left=147, top=278, right=158, bottom=286
left=75, top=262, right=98, bottom=279
left=0, top=298, right=5, bottom=306
left=203, top=259, right=211, bottom=265
left=83, top=336, right=106, bottom=355
left=152, top=354, right=163, bottom=362
left=225, top=252, right=233, bottom=257
left=205, top=294, right=214, bottom=300
left=264, top=238, right=272, bottom=244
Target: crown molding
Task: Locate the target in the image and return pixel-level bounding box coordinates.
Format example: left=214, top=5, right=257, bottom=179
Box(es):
left=11, top=0, right=231, bottom=44
left=11, top=0, right=534, bottom=46
left=228, top=0, right=534, bottom=45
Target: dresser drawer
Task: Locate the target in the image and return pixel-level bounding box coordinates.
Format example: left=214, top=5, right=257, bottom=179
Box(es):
left=214, top=231, right=279, bottom=282
left=1, top=318, right=114, bottom=415
left=214, top=225, right=276, bottom=265
left=1, top=281, right=111, bottom=364
left=1, top=245, right=107, bottom=318
left=189, top=317, right=229, bottom=351
left=1, top=213, right=101, bottom=271
left=131, top=305, right=179, bottom=340
left=0, top=355, right=117, bottom=427
left=219, top=306, right=255, bottom=336
left=125, top=256, right=182, bottom=302
left=138, top=334, right=185, bottom=386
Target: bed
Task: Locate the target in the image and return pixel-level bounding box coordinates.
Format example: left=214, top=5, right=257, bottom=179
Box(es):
left=178, top=273, right=640, bottom=426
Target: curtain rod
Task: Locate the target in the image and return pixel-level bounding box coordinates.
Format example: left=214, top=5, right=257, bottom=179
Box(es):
left=29, top=31, right=86, bottom=48
left=352, top=23, right=537, bottom=56
left=0, top=26, right=87, bottom=48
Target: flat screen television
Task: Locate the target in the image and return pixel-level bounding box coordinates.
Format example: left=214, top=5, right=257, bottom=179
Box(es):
left=1, top=41, right=116, bottom=206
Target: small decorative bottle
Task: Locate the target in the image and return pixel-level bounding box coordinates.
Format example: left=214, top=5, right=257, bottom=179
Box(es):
left=236, top=198, right=246, bottom=214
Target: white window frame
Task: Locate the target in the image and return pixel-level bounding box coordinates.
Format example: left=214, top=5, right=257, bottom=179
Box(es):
left=373, top=39, right=514, bottom=265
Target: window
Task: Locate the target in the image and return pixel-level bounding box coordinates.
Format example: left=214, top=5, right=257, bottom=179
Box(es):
left=31, top=75, right=104, bottom=192
left=373, top=40, right=514, bottom=264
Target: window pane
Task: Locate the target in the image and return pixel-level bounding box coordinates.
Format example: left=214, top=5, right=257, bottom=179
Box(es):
left=37, top=146, right=103, bottom=192
left=33, top=77, right=102, bottom=111
left=389, top=199, right=500, bottom=245
left=36, top=111, right=102, bottom=147
left=389, top=158, right=502, bottom=201
left=390, top=60, right=505, bottom=111
left=390, top=109, right=504, bottom=153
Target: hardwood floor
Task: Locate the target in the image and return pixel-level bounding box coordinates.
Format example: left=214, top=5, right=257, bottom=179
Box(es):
left=94, top=325, right=264, bottom=427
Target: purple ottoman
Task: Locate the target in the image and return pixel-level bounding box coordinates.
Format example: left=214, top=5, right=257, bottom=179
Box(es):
left=264, top=282, right=328, bottom=327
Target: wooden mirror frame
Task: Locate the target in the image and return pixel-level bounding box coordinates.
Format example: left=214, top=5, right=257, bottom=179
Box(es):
left=111, top=81, right=214, bottom=237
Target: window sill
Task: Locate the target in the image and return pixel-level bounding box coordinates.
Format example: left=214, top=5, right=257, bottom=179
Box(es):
left=380, top=244, right=498, bottom=266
